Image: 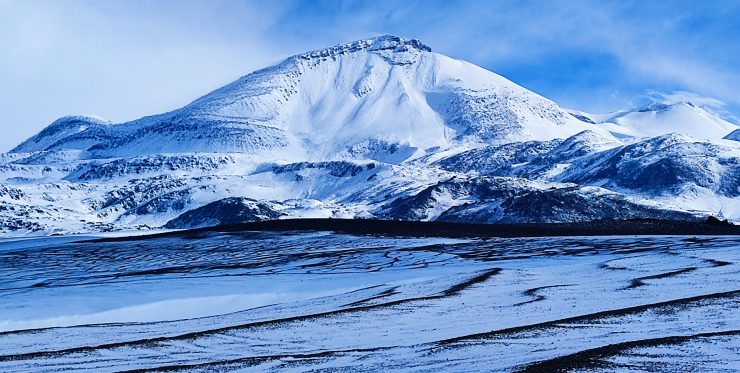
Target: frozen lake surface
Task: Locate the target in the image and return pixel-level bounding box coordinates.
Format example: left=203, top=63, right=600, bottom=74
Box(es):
left=0, top=231, right=738, bottom=372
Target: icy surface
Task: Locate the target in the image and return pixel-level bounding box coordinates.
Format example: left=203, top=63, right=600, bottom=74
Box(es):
left=0, top=232, right=737, bottom=372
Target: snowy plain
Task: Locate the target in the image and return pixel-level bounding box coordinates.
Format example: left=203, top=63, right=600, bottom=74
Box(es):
left=0, top=231, right=737, bottom=372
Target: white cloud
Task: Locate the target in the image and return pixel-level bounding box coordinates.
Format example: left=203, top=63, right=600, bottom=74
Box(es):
left=0, top=0, right=290, bottom=151
left=646, top=91, right=726, bottom=109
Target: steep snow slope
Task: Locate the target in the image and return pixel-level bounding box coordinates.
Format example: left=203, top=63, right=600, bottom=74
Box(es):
left=571, top=102, right=738, bottom=141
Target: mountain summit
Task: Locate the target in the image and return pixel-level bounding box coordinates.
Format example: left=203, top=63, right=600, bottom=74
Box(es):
left=1, top=36, right=738, bottom=235
left=296, top=35, right=432, bottom=56
left=571, top=100, right=738, bottom=141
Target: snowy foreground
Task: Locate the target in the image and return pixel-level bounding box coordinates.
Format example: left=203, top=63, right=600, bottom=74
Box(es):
left=0, top=231, right=738, bottom=372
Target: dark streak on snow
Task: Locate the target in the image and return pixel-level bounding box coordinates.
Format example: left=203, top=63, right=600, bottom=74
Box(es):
left=0, top=268, right=501, bottom=362
left=435, top=289, right=740, bottom=346
left=515, top=329, right=740, bottom=373
left=624, top=267, right=698, bottom=289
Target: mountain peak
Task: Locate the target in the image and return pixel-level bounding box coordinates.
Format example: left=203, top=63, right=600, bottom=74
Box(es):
left=12, top=34, right=602, bottom=157
left=296, top=35, right=431, bottom=60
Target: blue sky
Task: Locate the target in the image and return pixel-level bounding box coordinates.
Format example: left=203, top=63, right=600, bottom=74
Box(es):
left=0, top=0, right=738, bottom=151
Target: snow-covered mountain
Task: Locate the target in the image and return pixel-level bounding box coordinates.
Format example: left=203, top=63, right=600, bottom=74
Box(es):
left=12, top=36, right=603, bottom=160
left=1, top=35, right=738, bottom=235
left=569, top=101, right=738, bottom=141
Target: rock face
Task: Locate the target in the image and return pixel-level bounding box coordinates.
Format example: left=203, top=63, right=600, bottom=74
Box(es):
left=570, top=101, right=739, bottom=141
left=439, top=187, right=697, bottom=224
left=164, top=198, right=281, bottom=229
left=557, top=134, right=740, bottom=197
left=726, top=129, right=740, bottom=142
left=1, top=35, right=738, bottom=235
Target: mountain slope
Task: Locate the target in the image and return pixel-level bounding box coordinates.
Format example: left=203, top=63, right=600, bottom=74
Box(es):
left=11, top=115, right=112, bottom=153
left=13, top=36, right=604, bottom=162
left=571, top=102, right=738, bottom=141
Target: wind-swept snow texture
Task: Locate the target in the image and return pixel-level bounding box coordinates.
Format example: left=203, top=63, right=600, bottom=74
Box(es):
left=1, top=35, right=739, bottom=235
left=0, top=232, right=738, bottom=372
